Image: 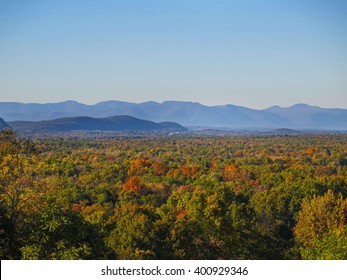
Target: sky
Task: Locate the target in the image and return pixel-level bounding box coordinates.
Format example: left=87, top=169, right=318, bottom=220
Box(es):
left=0, top=0, right=346, bottom=109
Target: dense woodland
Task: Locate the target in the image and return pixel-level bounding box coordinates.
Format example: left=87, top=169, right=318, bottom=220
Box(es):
left=1, top=129, right=347, bottom=260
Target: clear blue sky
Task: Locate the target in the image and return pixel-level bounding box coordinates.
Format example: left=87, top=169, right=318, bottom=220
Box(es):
left=0, top=0, right=346, bottom=108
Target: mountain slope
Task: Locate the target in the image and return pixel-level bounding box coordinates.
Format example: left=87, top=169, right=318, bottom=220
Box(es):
left=0, top=117, right=10, bottom=130
left=264, top=104, right=347, bottom=130
left=9, top=115, right=187, bottom=132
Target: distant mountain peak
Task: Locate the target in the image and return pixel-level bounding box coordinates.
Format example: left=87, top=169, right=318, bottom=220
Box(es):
left=95, top=100, right=137, bottom=106
left=268, top=103, right=322, bottom=110
left=292, top=103, right=310, bottom=107
left=140, top=101, right=160, bottom=105
left=60, top=100, right=80, bottom=104
left=266, top=105, right=281, bottom=110
left=265, top=103, right=347, bottom=130
left=162, top=100, right=202, bottom=105
left=290, top=103, right=320, bottom=109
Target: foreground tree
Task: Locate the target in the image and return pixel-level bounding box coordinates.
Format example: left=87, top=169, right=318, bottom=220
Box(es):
left=294, top=190, right=347, bottom=259
left=20, top=205, right=110, bottom=259
left=107, top=202, right=159, bottom=259
left=0, top=129, right=32, bottom=258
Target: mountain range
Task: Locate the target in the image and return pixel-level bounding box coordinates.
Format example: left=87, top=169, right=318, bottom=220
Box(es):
left=0, top=101, right=346, bottom=130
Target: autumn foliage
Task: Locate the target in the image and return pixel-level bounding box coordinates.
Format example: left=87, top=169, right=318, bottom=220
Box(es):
left=122, top=176, right=143, bottom=194
left=1, top=130, right=347, bottom=259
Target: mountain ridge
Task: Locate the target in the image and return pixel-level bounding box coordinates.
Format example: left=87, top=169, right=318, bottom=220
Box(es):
left=1, top=100, right=346, bottom=130
left=8, top=115, right=187, bottom=133
left=264, top=104, right=347, bottom=130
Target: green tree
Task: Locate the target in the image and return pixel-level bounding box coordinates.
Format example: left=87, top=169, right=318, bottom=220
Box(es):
left=107, top=202, right=159, bottom=259
left=294, top=190, right=347, bottom=259
left=0, top=129, right=34, bottom=258
left=20, top=205, right=110, bottom=259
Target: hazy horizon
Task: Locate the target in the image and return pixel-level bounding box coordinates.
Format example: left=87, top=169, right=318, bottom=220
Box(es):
left=1, top=0, right=346, bottom=109
left=1, top=98, right=347, bottom=111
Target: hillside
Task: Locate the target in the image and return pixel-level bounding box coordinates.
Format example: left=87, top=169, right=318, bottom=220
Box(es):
left=9, top=115, right=187, bottom=133
left=0, top=117, right=10, bottom=130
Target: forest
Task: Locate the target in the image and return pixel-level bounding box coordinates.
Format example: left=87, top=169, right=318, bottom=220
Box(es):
left=1, top=128, right=347, bottom=260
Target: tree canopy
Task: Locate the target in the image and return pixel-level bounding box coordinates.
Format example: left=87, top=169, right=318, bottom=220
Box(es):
left=1, top=130, right=346, bottom=259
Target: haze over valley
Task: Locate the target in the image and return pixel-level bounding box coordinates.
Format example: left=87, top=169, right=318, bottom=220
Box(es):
left=1, top=100, right=346, bottom=131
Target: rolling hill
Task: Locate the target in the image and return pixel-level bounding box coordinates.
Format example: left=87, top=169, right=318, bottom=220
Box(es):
left=8, top=115, right=187, bottom=133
